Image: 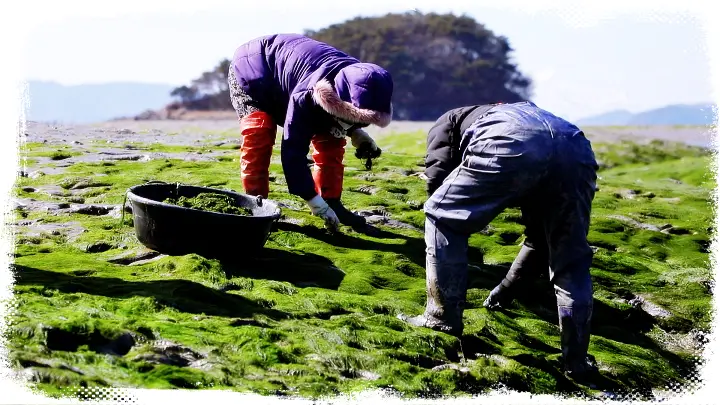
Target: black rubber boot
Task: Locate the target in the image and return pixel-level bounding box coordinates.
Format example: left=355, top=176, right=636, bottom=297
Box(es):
left=484, top=244, right=545, bottom=310
left=558, top=304, right=598, bottom=382
left=325, top=198, right=367, bottom=228
left=398, top=254, right=466, bottom=338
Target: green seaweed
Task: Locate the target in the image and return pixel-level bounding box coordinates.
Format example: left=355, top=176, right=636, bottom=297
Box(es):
left=163, top=193, right=254, bottom=216
left=7, top=129, right=714, bottom=401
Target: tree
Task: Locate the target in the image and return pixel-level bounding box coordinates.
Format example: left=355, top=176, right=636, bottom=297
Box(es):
left=169, top=12, right=532, bottom=119
left=171, top=59, right=233, bottom=111
left=170, top=85, right=199, bottom=104
left=305, top=11, right=533, bottom=120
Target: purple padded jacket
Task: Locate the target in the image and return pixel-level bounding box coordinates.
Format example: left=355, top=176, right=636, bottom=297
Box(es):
left=231, top=33, right=393, bottom=200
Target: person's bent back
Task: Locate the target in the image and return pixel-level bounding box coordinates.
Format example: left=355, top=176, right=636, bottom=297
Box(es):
left=399, top=101, right=601, bottom=383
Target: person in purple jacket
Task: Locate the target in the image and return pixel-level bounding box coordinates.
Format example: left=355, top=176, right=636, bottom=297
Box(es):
left=228, top=34, right=393, bottom=232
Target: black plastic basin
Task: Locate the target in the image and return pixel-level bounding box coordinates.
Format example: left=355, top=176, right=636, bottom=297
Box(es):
left=126, top=182, right=281, bottom=258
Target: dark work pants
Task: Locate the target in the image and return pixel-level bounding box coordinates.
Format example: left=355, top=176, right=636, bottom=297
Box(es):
left=422, top=102, right=598, bottom=371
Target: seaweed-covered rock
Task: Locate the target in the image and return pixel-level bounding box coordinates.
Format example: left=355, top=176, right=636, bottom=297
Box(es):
left=352, top=185, right=381, bottom=195
left=59, top=177, right=110, bottom=190
left=627, top=295, right=672, bottom=319
left=132, top=340, right=206, bottom=368
left=66, top=204, right=119, bottom=216
left=608, top=215, right=662, bottom=232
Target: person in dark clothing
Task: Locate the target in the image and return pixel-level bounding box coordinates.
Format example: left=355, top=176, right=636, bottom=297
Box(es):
left=397, top=101, right=600, bottom=379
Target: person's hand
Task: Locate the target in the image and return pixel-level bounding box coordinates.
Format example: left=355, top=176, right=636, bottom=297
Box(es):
left=306, top=195, right=340, bottom=232
left=355, top=142, right=382, bottom=160
left=350, top=129, right=382, bottom=169
left=351, top=129, right=381, bottom=158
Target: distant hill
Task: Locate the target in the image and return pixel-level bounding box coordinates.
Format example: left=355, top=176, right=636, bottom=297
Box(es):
left=22, top=81, right=719, bottom=128
left=25, top=81, right=177, bottom=124
left=576, top=103, right=717, bottom=126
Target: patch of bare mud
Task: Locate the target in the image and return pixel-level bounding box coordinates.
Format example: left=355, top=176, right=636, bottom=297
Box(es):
left=13, top=197, right=122, bottom=218
left=132, top=339, right=209, bottom=370
left=25, top=120, right=712, bottom=149
left=26, top=149, right=229, bottom=175
left=105, top=250, right=168, bottom=266
left=648, top=328, right=708, bottom=357
left=12, top=219, right=86, bottom=242
left=608, top=215, right=664, bottom=232
left=24, top=121, right=238, bottom=148
left=356, top=209, right=421, bottom=231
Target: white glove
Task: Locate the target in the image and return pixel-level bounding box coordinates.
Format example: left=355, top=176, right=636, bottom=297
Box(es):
left=306, top=195, right=340, bottom=232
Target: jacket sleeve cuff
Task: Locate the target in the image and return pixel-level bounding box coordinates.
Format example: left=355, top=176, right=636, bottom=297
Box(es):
left=349, top=128, right=372, bottom=148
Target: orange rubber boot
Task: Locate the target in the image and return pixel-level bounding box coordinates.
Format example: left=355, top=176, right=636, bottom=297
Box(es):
left=239, top=111, right=276, bottom=198
left=311, top=135, right=367, bottom=227
left=311, top=134, right=346, bottom=199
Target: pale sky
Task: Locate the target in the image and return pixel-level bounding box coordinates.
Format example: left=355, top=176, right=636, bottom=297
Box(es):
left=20, top=1, right=716, bottom=121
